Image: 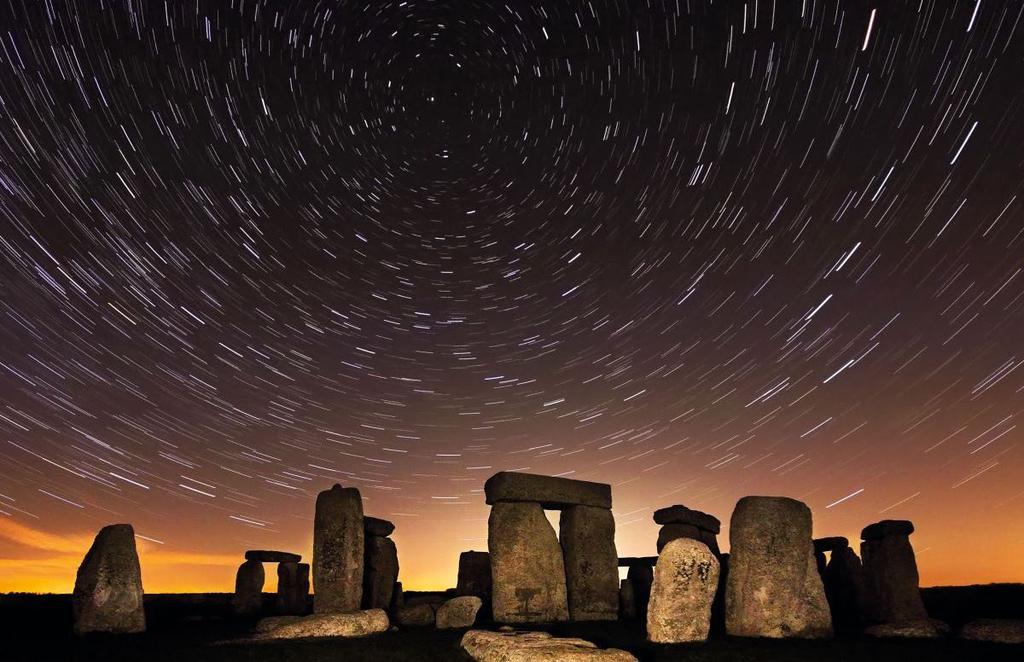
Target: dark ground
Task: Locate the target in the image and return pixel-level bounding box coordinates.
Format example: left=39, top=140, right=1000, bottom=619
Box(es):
left=1, top=585, right=1021, bottom=661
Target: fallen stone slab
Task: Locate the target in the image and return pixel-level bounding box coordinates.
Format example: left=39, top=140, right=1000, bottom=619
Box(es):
left=364, top=516, right=395, bottom=537
left=395, top=602, right=436, bottom=627
left=617, top=556, right=657, bottom=568
left=461, top=629, right=637, bottom=661
left=861, top=520, right=914, bottom=541
left=813, top=537, right=849, bottom=554
left=485, top=471, right=611, bottom=510
left=864, top=619, right=948, bottom=639
left=959, top=619, right=1024, bottom=644
left=253, top=609, right=389, bottom=639
left=652, top=505, right=721, bottom=533
left=436, top=596, right=483, bottom=629
left=244, top=550, right=301, bottom=564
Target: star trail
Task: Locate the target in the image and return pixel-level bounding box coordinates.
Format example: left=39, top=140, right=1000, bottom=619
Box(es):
left=0, top=0, right=1022, bottom=593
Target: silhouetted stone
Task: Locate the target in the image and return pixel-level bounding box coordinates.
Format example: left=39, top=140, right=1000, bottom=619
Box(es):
left=652, top=505, right=721, bottom=533
left=72, top=524, right=146, bottom=634
left=813, top=537, right=849, bottom=554
left=617, top=556, right=657, bottom=568
left=436, top=596, right=483, bottom=628
left=725, top=496, right=832, bottom=639
left=364, top=516, right=395, bottom=537
left=254, top=609, right=389, bottom=639
left=656, top=523, right=721, bottom=556
left=823, top=546, right=866, bottom=630
left=626, top=564, right=653, bottom=621
left=484, top=471, right=611, bottom=509
left=647, top=538, right=720, bottom=643
left=489, top=501, right=569, bottom=623
left=618, top=579, right=636, bottom=620
left=461, top=630, right=638, bottom=661
left=864, top=619, right=945, bottom=639
left=860, top=521, right=927, bottom=624
left=390, top=581, right=404, bottom=611
left=560, top=505, right=619, bottom=621
left=277, top=562, right=309, bottom=615
left=395, top=602, right=435, bottom=626
left=960, top=619, right=1024, bottom=644
left=245, top=550, right=301, bottom=564
left=313, top=484, right=364, bottom=613
left=232, top=559, right=265, bottom=616
left=362, top=535, right=399, bottom=609
left=456, top=551, right=492, bottom=601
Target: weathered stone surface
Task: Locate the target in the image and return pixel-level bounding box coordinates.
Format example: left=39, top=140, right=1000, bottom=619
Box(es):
left=245, top=550, right=301, bottom=564
left=864, top=619, right=944, bottom=639
left=618, top=579, right=636, bottom=620
left=725, top=496, right=833, bottom=639
left=652, top=505, right=721, bottom=534
left=861, top=520, right=914, bottom=541
left=362, top=535, right=399, bottom=609
left=960, top=619, right=1024, bottom=644
left=456, top=551, right=492, bottom=601
left=72, top=524, right=146, bottom=634
left=232, top=559, right=265, bottom=616
left=813, top=537, right=849, bottom=554
left=436, top=596, right=483, bottom=629
left=489, top=501, right=569, bottom=623
left=860, top=528, right=927, bottom=624
left=823, top=546, right=866, bottom=630
left=626, top=564, right=653, bottom=621
left=647, top=538, right=719, bottom=643
left=461, top=630, right=638, bottom=661
left=485, top=472, right=611, bottom=510
left=363, top=516, right=395, bottom=537
left=254, top=609, right=389, bottom=639
left=277, top=562, right=309, bottom=615
left=617, top=556, right=657, bottom=568
left=313, top=484, right=364, bottom=613
left=560, top=505, right=619, bottom=621
left=394, top=603, right=435, bottom=626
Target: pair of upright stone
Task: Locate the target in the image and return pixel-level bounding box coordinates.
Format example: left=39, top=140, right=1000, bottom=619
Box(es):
left=813, top=536, right=866, bottom=630
left=485, top=471, right=619, bottom=622
left=233, top=550, right=308, bottom=616
left=363, top=516, right=399, bottom=609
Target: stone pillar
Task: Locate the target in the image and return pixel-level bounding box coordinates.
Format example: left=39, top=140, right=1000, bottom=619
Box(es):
left=363, top=535, right=399, bottom=609
left=824, top=546, right=867, bottom=630
left=627, top=564, right=654, bottom=622
left=618, top=579, right=636, bottom=620
left=72, top=524, right=146, bottom=634
left=647, top=538, right=720, bottom=642
left=277, top=562, right=309, bottom=615
left=232, top=559, right=265, bottom=616
left=725, top=496, right=832, bottom=639
left=456, top=550, right=492, bottom=602
left=313, top=484, right=364, bottom=613
left=560, top=505, right=619, bottom=621
left=860, top=520, right=927, bottom=624
left=488, top=501, right=569, bottom=623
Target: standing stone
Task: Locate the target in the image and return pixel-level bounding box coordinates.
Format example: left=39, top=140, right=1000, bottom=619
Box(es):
left=72, top=524, right=146, bottom=634
left=725, top=496, right=832, bottom=639
left=363, top=535, right=399, bottom=609
left=390, top=581, right=405, bottom=611
left=233, top=559, right=265, bottom=616
left=436, top=596, right=483, bottom=629
left=456, top=551, right=492, bottom=602
left=647, top=538, right=720, bottom=643
left=277, top=562, right=310, bottom=615
left=618, top=579, right=637, bottom=620
left=823, top=546, right=866, bottom=630
left=313, top=484, right=364, bottom=613
left=560, top=505, right=619, bottom=621
left=626, top=564, right=654, bottom=622
left=488, top=501, right=569, bottom=623
left=860, top=520, right=927, bottom=624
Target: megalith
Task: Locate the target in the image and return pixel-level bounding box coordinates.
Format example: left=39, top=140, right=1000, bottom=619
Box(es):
left=860, top=520, right=928, bottom=624
left=647, top=538, right=720, bottom=643
left=72, top=524, right=146, bottom=634
left=233, top=559, right=266, bottom=616
left=363, top=534, right=399, bottom=609
left=560, top=505, right=619, bottom=620
left=824, top=545, right=866, bottom=629
left=313, top=484, right=364, bottom=613
left=456, top=551, right=492, bottom=602
left=277, top=562, right=310, bottom=615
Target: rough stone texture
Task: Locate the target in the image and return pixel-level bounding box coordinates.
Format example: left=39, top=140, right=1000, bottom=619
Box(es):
left=647, top=538, right=720, bottom=643
left=864, top=619, right=945, bottom=639
left=313, top=484, right=364, bottom=613
left=245, top=550, right=301, bottom=564
left=72, top=524, right=146, bottom=634
left=861, top=520, right=914, bottom=541
left=461, top=630, right=638, bottom=661
left=813, top=537, right=849, bottom=554
left=652, top=505, right=721, bottom=534
left=823, top=546, right=866, bottom=630
left=489, top=501, right=569, bottom=623
left=725, top=496, right=833, bottom=639
left=362, top=535, right=399, bottom=609
left=456, top=551, right=492, bottom=601
left=485, top=471, right=611, bottom=510
left=232, top=559, right=266, bottom=616
left=559, top=505, right=619, bottom=621
left=618, top=579, right=636, bottom=620
left=254, top=609, right=389, bottom=639
left=860, top=529, right=928, bottom=624
left=363, top=516, right=395, bottom=537
left=959, top=619, right=1024, bottom=644
left=277, top=562, right=310, bottom=615
left=656, top=523, right=721, bottom=556
left=436, top=596, right=483, bottom=629
left=626, top=564, right=653, bottom=621
left=394, top=602, right=436, bottom=627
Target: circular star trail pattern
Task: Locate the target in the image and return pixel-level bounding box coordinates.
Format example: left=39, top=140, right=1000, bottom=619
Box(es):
left=0, top=0, right=1022, bottom=590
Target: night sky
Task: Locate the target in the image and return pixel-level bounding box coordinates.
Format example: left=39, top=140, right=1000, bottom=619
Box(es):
left=1, top=0, right=1022, bottom=594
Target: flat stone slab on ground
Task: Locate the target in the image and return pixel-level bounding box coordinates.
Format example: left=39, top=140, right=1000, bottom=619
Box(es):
left=652, top=505, right=721, bottom=533
left=484, top=471, right=611, bottom=509
left=461, top=629, right=637, bottom=661
left=436, top=596, right=482, bottom=629
left=253, top=609, right=389, bottom=639
left=864, top=619, right=948, bottom=639
left=959, top=619, right=1024, bottom=644
left=244, top=550, right=301, bottom=563
left=363, top=516, right=395, bottom=537
left=861, top=520, right=914, bottom=540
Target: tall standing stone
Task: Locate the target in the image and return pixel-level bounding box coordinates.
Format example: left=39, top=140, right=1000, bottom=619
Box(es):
left=725, top=496, right=832, bottom=639
left=560, top=505, right=619, bottom=621
left=314, top=484, right=364, bottom=613
left=456, top=551, right=492, bottom=603
left=233, top=559, right=266, bottom=616
left=824, top=546, right=866, bottom=629
left=618, top=579, right=637, bottom=620
left=277, top=562, right=310, bottom=615
left=860, top=520, right=927, bottom=624
left=626, top=564, right=654, bottom=622
left=489, top=501, right=569, bottom=623
left=72, top=524, right=146, bottom=634
left=363, top=535, right=399, bottom=609
left=647, top=538, right=720, bottom=643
